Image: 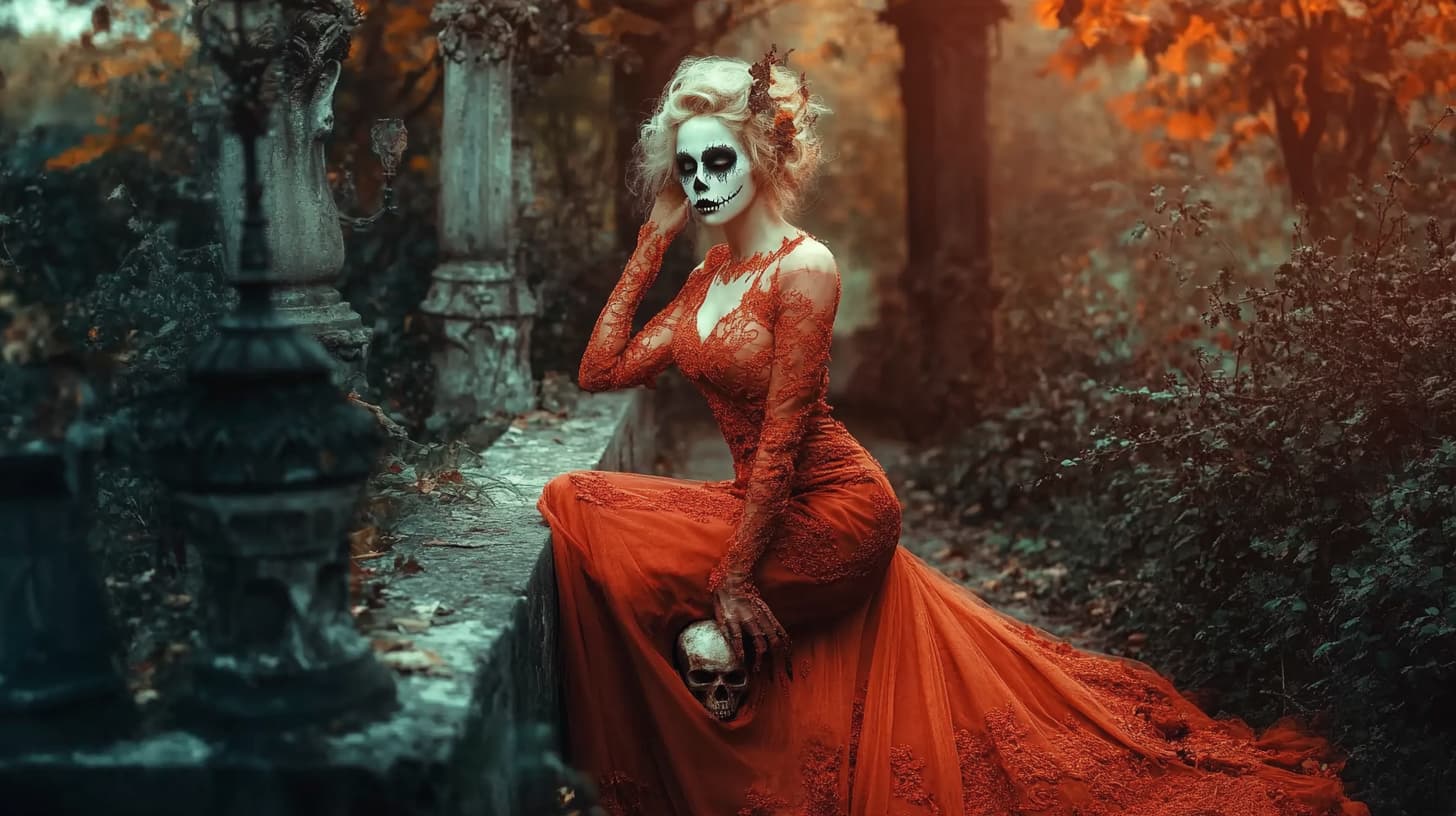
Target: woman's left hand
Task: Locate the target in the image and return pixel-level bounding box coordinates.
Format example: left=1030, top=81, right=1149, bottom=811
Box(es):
left=712, top=576, right=791, bottom=678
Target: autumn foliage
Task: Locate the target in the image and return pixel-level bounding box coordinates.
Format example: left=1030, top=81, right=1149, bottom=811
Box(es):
left=1040, top=0, right=1456, bottom=218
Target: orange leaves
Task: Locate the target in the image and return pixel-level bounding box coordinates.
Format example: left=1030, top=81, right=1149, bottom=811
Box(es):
left=74, top=28, right=190, bottom=88
left=44, top=121, right=159, bottom=170
left=1165, top=110, right=1216, bottom=140
left=1045, top=0, right=1456, bottom=198
left=1111, top=92, right=1164, bottom=132
left=356, top=2, right=436, bottom=74
left=1034, top=0, right=1064, bottom=29
left=1213, top=113, right=1272, bottom=171
left=1043, top=47, right=1086, bottom=81
left=1155, top=14, right=1232, bottom=75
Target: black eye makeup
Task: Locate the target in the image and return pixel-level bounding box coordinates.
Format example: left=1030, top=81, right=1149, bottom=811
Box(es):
left=675, top=151, right=697, bottom=179
left=701, top=144, right=737, bottom=178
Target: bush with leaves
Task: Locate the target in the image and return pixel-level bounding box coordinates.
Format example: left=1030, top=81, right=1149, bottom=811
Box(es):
left=928, top=114, right=1456, bottom=816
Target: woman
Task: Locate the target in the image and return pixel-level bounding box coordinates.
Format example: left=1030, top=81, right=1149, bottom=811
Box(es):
left=537, top=49, right=1368, bottom=816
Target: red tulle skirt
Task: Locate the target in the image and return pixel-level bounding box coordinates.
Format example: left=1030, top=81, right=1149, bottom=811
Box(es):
left=538, top=469, right=1369, bottom=816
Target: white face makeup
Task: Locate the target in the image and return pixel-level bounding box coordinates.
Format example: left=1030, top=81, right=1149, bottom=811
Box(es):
left=675, top=115, right=756, bottom=227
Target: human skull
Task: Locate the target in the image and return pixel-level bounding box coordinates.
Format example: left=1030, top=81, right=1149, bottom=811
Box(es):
left=676, top=620, right=749, bottom=721
left=675, top=115, right=757, bottom=226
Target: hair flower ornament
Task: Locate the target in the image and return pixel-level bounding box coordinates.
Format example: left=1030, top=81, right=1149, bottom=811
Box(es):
left=748, top=43, right=813, bottom=163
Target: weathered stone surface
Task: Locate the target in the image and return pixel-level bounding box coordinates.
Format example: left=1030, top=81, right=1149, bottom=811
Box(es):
left=423, top=40, right=535, bottom=424
left=0, top=390, right=654, bottom=816
left=212, top=56, right=372, bottom=392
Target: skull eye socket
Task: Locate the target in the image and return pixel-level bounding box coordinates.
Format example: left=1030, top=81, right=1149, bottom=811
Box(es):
left=702, top=145, right=736, bottom=174
left=688, top=669, right=718, bottom=684
left=724, top=670, right=748, bottom=686
left=675, top=152, right=697, bottom=178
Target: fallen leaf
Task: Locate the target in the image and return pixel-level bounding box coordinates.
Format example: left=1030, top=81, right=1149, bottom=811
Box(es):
left=394, top=554, right=424, bottom=574
left=371, top=637, right=414, bottom=653
left=349, top=526, right=380, bottom=556
left=379, top=647, right=451, bottom=676
left=394, top=617, right=431, bottom=633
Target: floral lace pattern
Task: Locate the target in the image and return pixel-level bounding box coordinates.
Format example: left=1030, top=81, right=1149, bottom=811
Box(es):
left=703, top=700, right=1351, bottom=816
left=573, top=226, right=898, bottom=595
left=567, top=471, right=744, bottom=526
left=561, top=221, right=1357, bottom=816
left=578, top=221, right=698, bottom=392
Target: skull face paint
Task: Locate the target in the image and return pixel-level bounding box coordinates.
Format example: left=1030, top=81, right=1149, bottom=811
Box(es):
left=675, top=115, right=756, bottom=227
left=676, top=620, right=750, bottom=721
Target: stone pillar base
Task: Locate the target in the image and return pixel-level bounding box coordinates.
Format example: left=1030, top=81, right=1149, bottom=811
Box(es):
left=420, top=259, right=537, bottom=430
left=271, top=285, right=372, bottom=393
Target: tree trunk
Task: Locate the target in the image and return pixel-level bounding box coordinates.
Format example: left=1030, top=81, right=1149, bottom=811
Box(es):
left=868, top=0, right=999, bottom=437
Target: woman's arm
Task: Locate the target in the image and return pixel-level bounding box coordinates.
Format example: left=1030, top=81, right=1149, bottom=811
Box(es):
left=578, top=219, right=694, bottom=391
left=708, top=247, right=840, bottom=667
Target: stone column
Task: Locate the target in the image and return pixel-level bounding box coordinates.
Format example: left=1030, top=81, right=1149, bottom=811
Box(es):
left=213, top=8, right=372, bottom=393
left=422, top=1, right=538, bottom=433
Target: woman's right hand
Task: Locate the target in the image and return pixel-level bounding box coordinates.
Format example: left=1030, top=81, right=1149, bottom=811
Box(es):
left=648, top=183, right=691, bottom=236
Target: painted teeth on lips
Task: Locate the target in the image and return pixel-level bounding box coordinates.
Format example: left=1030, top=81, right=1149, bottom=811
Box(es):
left=694, top=187, right=740, bottom=213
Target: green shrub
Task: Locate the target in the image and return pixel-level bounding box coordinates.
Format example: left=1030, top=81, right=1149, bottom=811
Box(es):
left=926, top=115, right=1456, bottom=815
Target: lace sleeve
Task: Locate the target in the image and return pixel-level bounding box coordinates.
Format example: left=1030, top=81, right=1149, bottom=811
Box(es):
left=578, top=220, right=692, bottom=392
left=707, top=254, right=840, bottom=592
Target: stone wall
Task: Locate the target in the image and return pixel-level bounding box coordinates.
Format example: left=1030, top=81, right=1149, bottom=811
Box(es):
left=0, top=390, right=654, bottom=816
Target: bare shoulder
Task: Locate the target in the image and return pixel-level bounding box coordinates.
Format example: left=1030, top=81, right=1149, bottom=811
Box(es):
left=775, top=236, right=839, bottom=289
left=783, top=236, right=836, bottom=273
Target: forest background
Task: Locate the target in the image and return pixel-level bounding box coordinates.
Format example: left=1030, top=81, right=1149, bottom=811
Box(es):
left=1, top=0, right=1454, bottom=813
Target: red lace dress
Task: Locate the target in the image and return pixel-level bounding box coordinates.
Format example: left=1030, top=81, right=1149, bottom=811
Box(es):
left=536, top=222, right=1369, bottom=816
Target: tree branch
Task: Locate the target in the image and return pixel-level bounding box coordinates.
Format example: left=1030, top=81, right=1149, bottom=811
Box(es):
left=614, top=0, right=691, bottom=21
left=705, top=0, right=793, bottom=44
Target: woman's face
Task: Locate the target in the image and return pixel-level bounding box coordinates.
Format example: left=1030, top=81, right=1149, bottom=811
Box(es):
left=675, top=115, right=756, bottom=227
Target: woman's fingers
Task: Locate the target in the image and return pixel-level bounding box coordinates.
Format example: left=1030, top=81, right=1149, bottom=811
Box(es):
left=750, top=623, right=772, bottom=673
left=726, top=618, right=747, bottom=665
left=714, top=600, right=742, bottom=665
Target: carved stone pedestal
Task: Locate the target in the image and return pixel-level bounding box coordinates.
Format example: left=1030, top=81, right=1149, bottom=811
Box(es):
left=271, top=285, right=373, bottom=393
left=423, top=2, right=540, bottom=432
left=421, top=259, right=538, bottom=427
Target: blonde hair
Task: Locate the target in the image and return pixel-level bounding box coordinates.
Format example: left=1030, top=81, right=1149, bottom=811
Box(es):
left=631, top=54, right=830, bottom=217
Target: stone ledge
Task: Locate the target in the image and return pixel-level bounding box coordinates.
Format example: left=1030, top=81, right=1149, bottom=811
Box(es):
left=0, top=389, right=654, bottom=816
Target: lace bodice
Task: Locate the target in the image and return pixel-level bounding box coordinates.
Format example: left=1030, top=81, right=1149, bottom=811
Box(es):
left=579, top=221, right=876, bottom=592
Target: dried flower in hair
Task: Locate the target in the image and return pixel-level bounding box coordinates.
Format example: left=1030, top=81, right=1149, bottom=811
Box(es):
left=771, top=109, right=797, bottom=159
left=747, top=43, right=792, bottom=118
